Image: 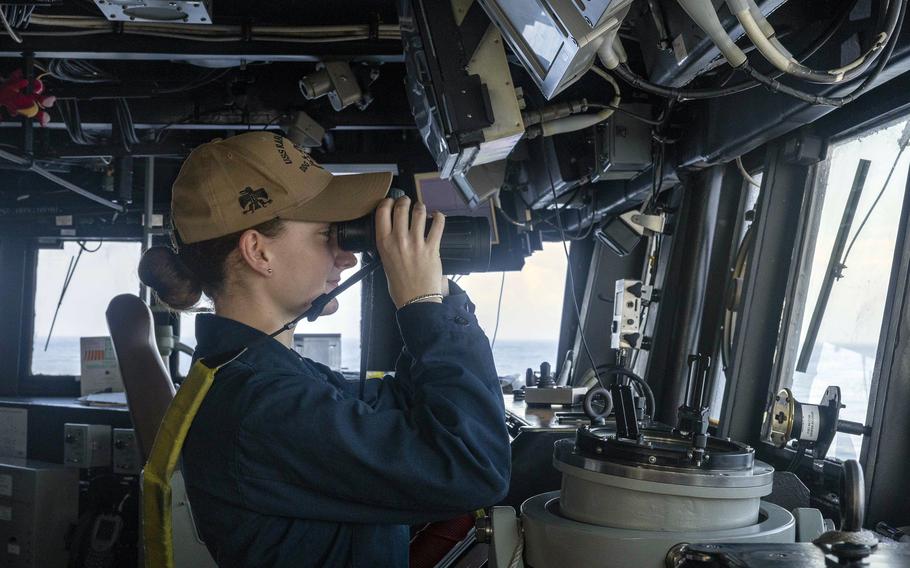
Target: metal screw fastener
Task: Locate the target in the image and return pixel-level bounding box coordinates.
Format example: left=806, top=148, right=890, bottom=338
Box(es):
left=475, top=516, right=493, bottom=543
left=648, top=456, right=657, bottom=464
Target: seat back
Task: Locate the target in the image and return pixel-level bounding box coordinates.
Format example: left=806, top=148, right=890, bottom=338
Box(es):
left=105, top=294, right=176, bottom=462
left=106, top=294, right=217, bottom=568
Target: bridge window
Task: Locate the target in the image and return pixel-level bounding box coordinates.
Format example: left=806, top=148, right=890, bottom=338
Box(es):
left=31, top=241, right=142, bottom=378
left=454, top=242, right=569, bottom=379
left=777, top=116, right=910, bottom=460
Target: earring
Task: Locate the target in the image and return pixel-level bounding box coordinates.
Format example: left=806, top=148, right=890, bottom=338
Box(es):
left=267, top=267, right=273, bottom=274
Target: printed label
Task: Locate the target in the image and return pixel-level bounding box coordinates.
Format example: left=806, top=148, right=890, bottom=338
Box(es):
left=803, top=406, right=821, bottom=442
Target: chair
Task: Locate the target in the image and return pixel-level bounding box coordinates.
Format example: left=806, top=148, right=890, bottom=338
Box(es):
left=106, top=294, right=175, bottom=461
left=106, top=294, right=216, bottom=568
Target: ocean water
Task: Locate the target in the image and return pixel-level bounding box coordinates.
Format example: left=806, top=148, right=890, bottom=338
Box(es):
left=31, top=336, right=559, bottom=380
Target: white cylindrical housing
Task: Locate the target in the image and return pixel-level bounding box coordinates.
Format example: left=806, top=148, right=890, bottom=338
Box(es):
left=555, top=458, right=773, bottom=531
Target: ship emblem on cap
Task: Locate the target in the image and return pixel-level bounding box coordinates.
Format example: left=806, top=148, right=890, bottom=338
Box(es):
left=238, top=187, right=273, bottom=214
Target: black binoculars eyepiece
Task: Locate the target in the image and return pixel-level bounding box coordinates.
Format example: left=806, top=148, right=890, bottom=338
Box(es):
left=336, top=213, right=492, bottom=273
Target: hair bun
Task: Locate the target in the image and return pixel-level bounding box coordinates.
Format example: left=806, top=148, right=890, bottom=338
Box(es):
left=138, top=246, right=202, bottom=310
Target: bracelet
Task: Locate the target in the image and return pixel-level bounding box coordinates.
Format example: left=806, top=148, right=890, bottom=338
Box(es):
left=403, top=293, right=444, bottom=307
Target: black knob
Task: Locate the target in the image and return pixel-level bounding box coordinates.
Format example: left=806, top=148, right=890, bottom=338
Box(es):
left=537, top=362, right=555, bottom=388
left=840, top=459, right=865, bottom=532
left=525, top=368, right=537, bottom=388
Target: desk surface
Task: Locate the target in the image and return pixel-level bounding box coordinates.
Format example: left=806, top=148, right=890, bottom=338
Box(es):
left=0, top=397, right=129, bottom=412
left=503, top=394, right=588, bottom=430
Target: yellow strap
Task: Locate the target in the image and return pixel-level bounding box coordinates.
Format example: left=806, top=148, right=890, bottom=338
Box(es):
left=142, top=355, right=236, bottom=568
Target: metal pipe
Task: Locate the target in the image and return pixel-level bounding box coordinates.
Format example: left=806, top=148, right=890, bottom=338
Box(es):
left=22, top=53, right=33, bottom=155
left=0, top=147, right=125, bottom=212
left=141, top=156, right=155, bottom=303
left=837, top=419, right=871, bottom=437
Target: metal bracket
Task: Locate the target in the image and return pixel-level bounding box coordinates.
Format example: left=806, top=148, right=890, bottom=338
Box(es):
left=0, top=147, right=125, bottom=212
left=489, top=506, right=523, bottom=568
left=783, top=133, right=826, bottom=166
left=625, top=210, right=667, bottom=235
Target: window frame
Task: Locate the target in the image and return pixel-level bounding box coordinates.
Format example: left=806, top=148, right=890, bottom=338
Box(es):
left=763, top=113, right=910, bottom=464
left=18, top=239, right=145, bottom=397
left=718, top=138, right=822, bottom=446
left=19, top=243, right=82, bottom=396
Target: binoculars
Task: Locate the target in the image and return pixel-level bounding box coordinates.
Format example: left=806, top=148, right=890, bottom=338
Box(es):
left=336, top=213, right=492, bottom=273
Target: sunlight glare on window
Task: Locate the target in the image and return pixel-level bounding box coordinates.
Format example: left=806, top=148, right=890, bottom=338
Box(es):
left=785, top=118, right=910, bottom=460
left=32, top=241, right=141, bottom=377
left=454, top=243, right=568, bottom=378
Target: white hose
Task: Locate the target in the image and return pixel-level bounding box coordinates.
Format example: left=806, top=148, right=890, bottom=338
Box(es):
left=598, top=33, right=628, bottom=70
left=0, top=8, right=23, bottom=44
left=540, top=112, right=612, bottom=136
left=728, top=0, right=889, bottom=83
left=745, top=0, right=795, bottom=59
left=676, top=0, right=747, bottom=67
left=540, top=67, right=621, bottom=137
left=730, top=4, right=794, bottom=73
left=736, top=156, right=761, bottom=188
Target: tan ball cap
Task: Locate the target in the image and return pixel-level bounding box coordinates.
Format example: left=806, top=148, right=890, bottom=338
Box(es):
left=171, top=131, right=392, bottom=244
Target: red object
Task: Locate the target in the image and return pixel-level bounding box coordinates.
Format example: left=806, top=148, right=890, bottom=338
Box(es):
left=409, top=514, right=475, bottom=568
left=0, top=68, right=55, bottom=126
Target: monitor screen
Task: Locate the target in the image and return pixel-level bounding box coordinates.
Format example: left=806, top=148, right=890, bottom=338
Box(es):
left=499, top=1, right=564, bottom=73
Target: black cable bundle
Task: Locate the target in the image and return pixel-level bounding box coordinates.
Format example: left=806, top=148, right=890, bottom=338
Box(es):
left=46, top=59, right=121, bottom=146
left=114, top=98, right=141, bottom=150
left=57, top=99, right=99, bottom=146
left=47, top=59, right=118, bottom=84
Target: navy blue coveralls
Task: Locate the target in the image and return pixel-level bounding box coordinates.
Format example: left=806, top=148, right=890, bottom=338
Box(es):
left=182, top=285, right=512, bottom=567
